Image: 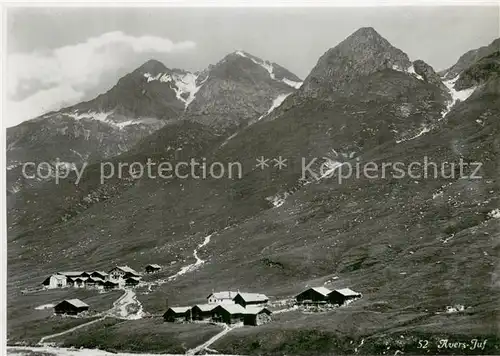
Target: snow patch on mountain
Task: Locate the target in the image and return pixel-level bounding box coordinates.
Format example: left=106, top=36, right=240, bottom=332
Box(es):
left=283, top=78, right=303, bottom=89
left=407, top=65, right=424, bottom=81
left=392, top=64, right=424, bottom=81
left=235, top=51, right=303, bottom=89
left=221, top=92, right=293, bottom=148
left=143, top=71, right=207, bottom=108
left=258, top=93, right=292, bottom=121
left=65, top=110, right=162, bottom=130
left=66, top=111, right=112, bottom=123
left=441, top=75, right=477, bottom=118
left=396, top=125, right=431, bottom=144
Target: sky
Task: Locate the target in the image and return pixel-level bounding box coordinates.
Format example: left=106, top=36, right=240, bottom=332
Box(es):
left=5, top=6, right=500, bottom=127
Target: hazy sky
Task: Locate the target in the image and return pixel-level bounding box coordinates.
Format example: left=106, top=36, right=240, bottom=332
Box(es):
left=5, top=6, right=499, bottom=127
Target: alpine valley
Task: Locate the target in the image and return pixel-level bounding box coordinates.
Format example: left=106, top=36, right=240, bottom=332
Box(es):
left=6, top=27, right=500, bottom=355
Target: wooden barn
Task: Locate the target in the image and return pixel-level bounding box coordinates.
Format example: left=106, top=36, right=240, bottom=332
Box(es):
left=86, top=277, right=104, bottom=289
left=327, top=288, right=361, bottom=305
left=145, top=264, right=161, bottom=273
left=54, top=299, right=89, bottom=315
left=233, top=292, right=269, bottom=307
left=163, top=307, right=190, bottom=322
left=68, top=277, right=89, bottom=288
left=295, top=287, right=331, bottom=304
left=42, top=274, right=67, bottom=289
left=103, top=280, right=119, bottom=290
left=90, top=271, right=109, bottom=280
left=125, top=277, right=141, bottom=287
left=211, top=304, right=246, bottom=324
left=191, top=304, right=216, bottom=321
left=243, top=306, right=272, bottom=326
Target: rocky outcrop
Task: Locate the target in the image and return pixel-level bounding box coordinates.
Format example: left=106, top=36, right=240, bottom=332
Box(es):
left=441, top=38, right=500, bottom=80
left=454, top=51, right=500, bottom=90
left=413, top=59, right=447, bottom=91
left=184, top=51, right=302, bottom=131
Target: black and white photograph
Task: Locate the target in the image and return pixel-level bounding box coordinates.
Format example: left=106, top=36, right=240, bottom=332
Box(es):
left=2, top=2, right=500, bottom=355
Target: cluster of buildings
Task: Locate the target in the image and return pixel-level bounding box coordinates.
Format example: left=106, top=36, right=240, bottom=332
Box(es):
left=164, top=291, right=272, bottom=326
left=163, top=286, right=361, bottom=327
left=42, top=264, right=161, bottom=290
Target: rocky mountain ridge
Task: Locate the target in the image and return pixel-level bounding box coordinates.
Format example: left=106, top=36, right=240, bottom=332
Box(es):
left=6, top=26, right=500, bottom=355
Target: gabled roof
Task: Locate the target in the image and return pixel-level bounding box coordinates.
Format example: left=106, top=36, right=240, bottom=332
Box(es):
left=87, top=277, right=104, bottom=283
left=244, top=306, right=272, bottom=315
left=193, top=304, right=217, bottom=312
left=109, top=266, right=140, bottom=275
left=91, top=271, right=109, bottom=276
left=234, top=292, right=268, bottom=303
left=296, top=287, right=331, bottom=297
left=125, top=277, right=141, bottom=281
left=146, top=264, right=161, bottom=269
left=62, top=299, right=89, bottom=308
left=214, top=304, right=246, bottom=314
left=207, top=291, right=238, bottom=299
left=332, top=288, right=361, bottom=297
left=104, top=280, right=119, bottom=285
left=58, top=271, right=85, bottom=277
left=166, top=306, right=190, bottom=314
left=73, top=277, right=88, bottom=281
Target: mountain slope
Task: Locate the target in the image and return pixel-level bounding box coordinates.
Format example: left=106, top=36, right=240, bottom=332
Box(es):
left=6, top=54, right=302, bottom=194
left=441, top=38, right=500, bottom=80
left=184, top=51, right=302, bottom=131
left=7, top=28, right=500, bottom=355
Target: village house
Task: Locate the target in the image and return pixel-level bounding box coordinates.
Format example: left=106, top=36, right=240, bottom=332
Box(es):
left=295, top=287, right=332, bottom=304
left=42, top=274, right=67, bottom=289
left=233, top=292, right=269, bottom=307
left=327, top=288, right=362, bottom=305
left=68, top=277, right=88, bottom=288
left=54, top=299, right=89, bottom=315
left=191, top=304, right=216, bottom=321
left=163, top=306, right=190, bottom=322
left=145, top=264, right=162, bottom=274
left=86, top=277, right=105, bottom=289
left=89, top=271, right=109, bottom=280
left=125, top=277, right=141, bottom=287
left=103, top=280, right=119, bottom=290
left=207, top=291, right=237, bottom=304
left=243, top=306, right=272, bottom=326
left=211, top=304, right=246, bottom=324
left=108, top=266, right=141, bottom=280
left=58, top=271, right=86, bottom=281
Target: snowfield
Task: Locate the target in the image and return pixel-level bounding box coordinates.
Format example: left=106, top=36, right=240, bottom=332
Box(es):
left=143, top=71, right=208, bottom=108
left=235, top=50, right=303, bottom=89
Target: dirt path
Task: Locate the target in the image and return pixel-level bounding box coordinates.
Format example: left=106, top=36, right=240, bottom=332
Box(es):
left=38, top=288, right=144, bottom=344
left=106, top=289, right=144, bottom=320
left=38, top=316, right=107, bottom=344
left=186, top=322, right=241, bottom=355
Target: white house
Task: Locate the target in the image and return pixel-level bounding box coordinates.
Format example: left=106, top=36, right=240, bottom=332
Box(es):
left=42, top=274, right=67, bottom=289
left=207, top=291, right=237, bottom=304
left=108, top=266, right=141, bottom=282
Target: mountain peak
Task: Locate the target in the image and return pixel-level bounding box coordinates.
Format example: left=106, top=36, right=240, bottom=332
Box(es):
left=350, top=26, right=381, bottom=38
left=136, top=59, right=168, bottom=75
left=301, top=27, right=411, bottom=93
